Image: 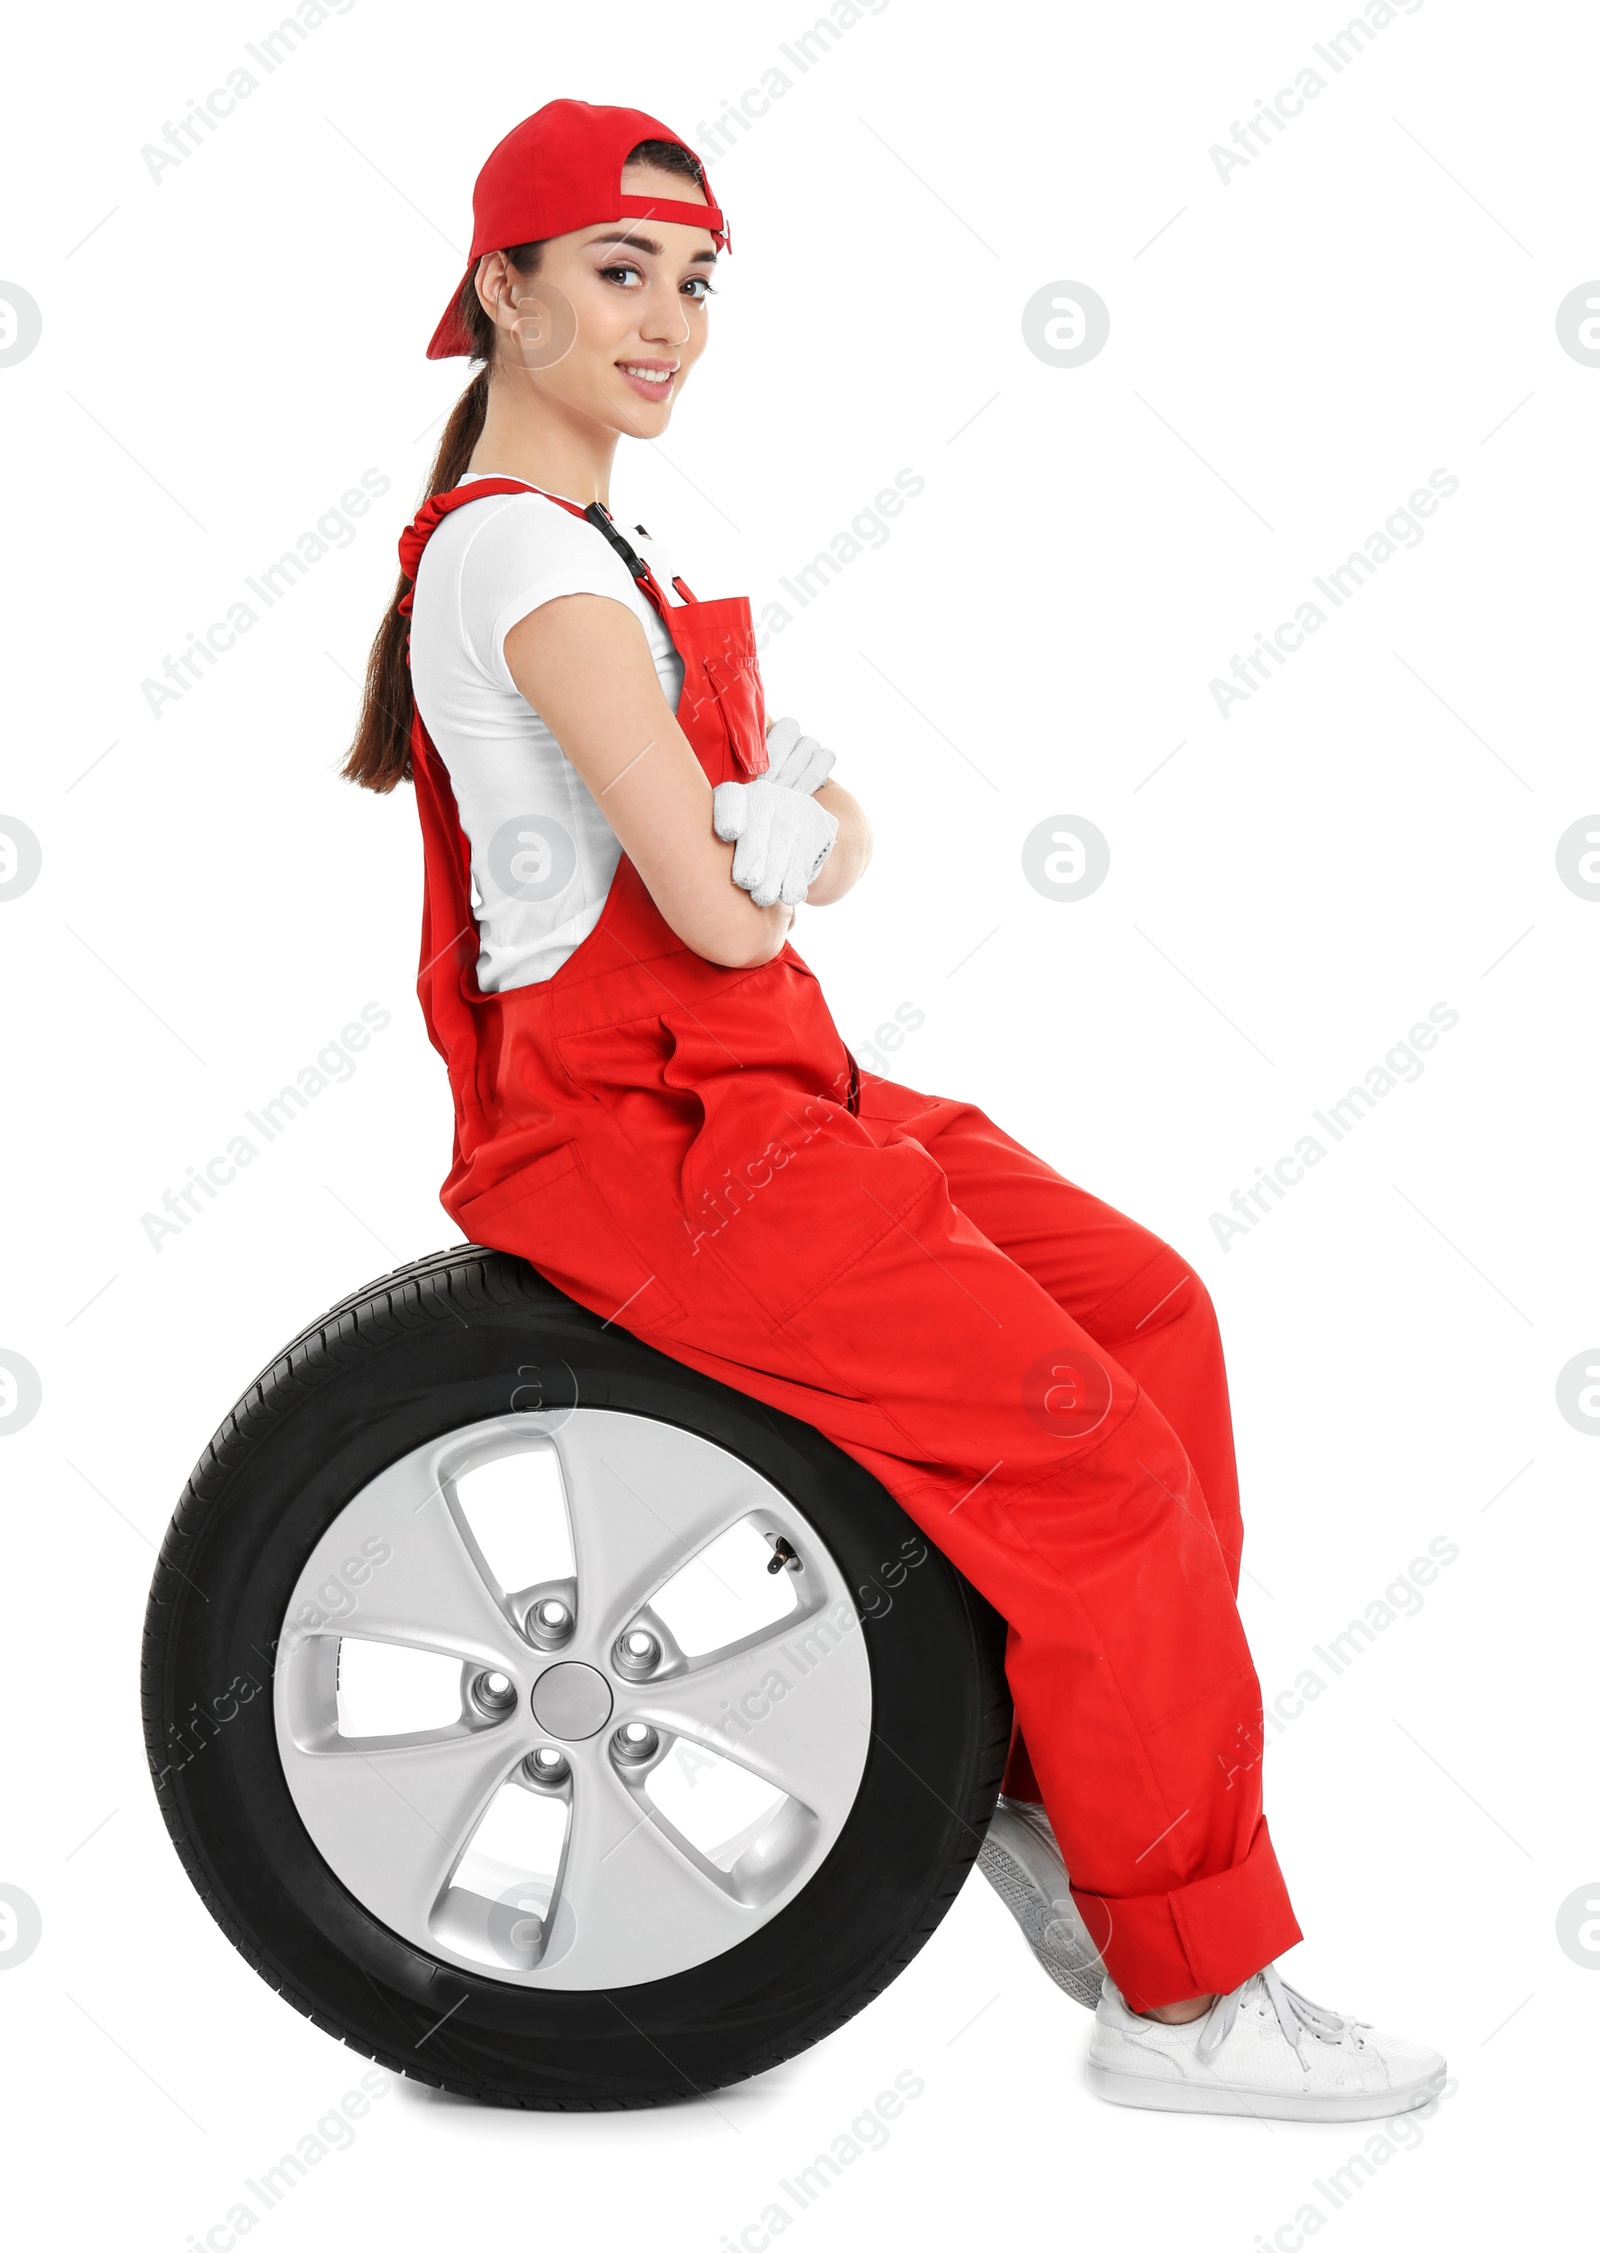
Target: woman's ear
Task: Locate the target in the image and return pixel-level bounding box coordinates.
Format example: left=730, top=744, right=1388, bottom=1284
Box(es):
left=473, top=251, right=518, bottom=335
left=476, top=254, right=577, bottom=374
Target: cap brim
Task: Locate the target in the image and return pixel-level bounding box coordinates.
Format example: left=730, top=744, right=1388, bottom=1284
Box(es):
left=426, top=267, right=477, bottom=360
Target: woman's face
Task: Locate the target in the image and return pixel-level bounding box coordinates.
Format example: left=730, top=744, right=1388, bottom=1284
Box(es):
left=478, top=162, right=718, bottom=435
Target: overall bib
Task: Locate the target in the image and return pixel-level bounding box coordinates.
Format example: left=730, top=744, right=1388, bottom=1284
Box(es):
left=398, top=481, right=1302, bottom=2010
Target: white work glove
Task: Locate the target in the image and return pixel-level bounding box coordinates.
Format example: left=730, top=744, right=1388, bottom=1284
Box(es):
left=712, top=776, right=839, bottom=907
left=763, top=714, right=837, bottom=796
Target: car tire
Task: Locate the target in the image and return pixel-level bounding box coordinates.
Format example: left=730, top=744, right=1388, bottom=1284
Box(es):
left=142, top=1246, right=1012, bottom=2109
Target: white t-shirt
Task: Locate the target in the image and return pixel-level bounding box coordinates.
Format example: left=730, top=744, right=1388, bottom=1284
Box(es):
left=408, top=472, right=686, bottom=990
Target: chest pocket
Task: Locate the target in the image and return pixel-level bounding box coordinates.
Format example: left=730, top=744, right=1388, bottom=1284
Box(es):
left=701, top=647, right=769, bottom=778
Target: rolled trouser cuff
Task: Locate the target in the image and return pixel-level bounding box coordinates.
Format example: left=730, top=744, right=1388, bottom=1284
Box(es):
left=1069, top=1818, right=1303, bottom=2013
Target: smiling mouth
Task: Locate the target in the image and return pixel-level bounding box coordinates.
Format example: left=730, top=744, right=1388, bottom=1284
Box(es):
left=617, top=362, right=676, bottom=390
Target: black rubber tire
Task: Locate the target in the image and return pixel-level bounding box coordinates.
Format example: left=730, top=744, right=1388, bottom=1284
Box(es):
left=141, top=1246, right=1012, bottom=2109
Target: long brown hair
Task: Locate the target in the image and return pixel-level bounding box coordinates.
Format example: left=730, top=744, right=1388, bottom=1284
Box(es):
left=342, top=137, right=707, bottom=793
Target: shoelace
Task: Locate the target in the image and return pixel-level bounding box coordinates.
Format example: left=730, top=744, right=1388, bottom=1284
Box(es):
left=1195, top=1962, right=1359, bottom=2072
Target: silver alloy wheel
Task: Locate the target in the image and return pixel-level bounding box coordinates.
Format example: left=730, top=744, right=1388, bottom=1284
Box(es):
left=273, top=1410, right=873, bottom=1990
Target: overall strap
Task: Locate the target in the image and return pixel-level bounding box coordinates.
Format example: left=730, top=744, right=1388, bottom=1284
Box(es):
left=579, top=501, right=696, bottom=616
left=397, top=477, right=589, bottom=618
left=396, top=478, right=695, bottom=624
left=392, top=481, right=565, bottom=1076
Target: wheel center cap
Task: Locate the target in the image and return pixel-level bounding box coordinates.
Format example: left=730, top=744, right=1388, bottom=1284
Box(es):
left=529, top=1661, right=614, bottom=1741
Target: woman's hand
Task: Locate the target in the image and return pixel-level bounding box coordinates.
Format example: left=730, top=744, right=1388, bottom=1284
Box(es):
left=760, top=715, right=872, bottom=907
left=711, top=776, right=838, bottom=906
left=763, top=715, right=836, bottom=796
left=802, top=780, right=871, bottom=904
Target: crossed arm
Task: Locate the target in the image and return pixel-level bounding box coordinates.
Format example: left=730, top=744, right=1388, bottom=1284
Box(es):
left=503, top=593, right=872, bottom=968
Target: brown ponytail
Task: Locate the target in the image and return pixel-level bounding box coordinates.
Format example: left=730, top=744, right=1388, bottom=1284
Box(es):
left=341, top=137, right=709, bottom=793
left=340, top=242, right=545, bottom=792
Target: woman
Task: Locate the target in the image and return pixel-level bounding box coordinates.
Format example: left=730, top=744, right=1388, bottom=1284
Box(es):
left=345, top=97, right=1443, bottom=2121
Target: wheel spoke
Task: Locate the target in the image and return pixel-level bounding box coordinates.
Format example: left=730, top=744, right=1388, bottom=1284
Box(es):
left=624, top=1611, right=871, bottom=1827
left=281, top=1727, right=524, bottom=1938
left=551, top=1412, right=771, bottom=1652
left=286, top=1442, right=523, bottom=1669
left=545, top=1742, right=759, bottom=1986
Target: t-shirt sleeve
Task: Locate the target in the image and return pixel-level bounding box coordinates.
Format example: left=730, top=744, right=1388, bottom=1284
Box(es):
left=453, top=494, right=645, bottom=690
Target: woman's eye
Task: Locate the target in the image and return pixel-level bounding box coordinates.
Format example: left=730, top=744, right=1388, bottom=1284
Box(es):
left=595, top=261, right=713, bottom=300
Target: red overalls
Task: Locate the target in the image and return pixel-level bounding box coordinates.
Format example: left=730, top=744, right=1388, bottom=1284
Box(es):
left=398, top=481, right=1302, bottom=2010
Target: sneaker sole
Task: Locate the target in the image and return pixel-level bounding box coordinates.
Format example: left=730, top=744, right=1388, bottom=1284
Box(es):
left=977, top=1829, right=1105, bottom=2010
left=1086, top=2062, right=1449, bottom=2123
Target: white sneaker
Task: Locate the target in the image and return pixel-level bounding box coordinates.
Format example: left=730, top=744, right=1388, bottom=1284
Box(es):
left=1088, top=1962, right=1447, bottom=2122
left=976, top=1794, right=1107, bottom=2009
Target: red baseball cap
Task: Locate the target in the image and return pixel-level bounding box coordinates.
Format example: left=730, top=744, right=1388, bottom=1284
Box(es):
left=426, top=98, right=729, bottom=360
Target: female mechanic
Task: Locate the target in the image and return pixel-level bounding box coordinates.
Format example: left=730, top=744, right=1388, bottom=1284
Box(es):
left=342, top=97, right=1443, bottom=2123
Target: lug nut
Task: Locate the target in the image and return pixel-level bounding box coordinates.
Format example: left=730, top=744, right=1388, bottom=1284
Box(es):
left=612, top=1722, right=659, bottom=1766
left=613, top=1626, right=661, bottom=1678
left=525, top=1595, right=574, bottom=1649
left=470, top=1668, right=518, bottom=1718
left=523, top=1746, right=570, bottom=1786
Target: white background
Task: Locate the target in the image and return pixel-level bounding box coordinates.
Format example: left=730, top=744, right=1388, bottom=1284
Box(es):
left=1, top=0, right=1595, bottom=2244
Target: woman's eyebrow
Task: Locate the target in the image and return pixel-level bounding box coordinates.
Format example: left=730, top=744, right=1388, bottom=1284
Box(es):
left=587, top=229, right=718, bottom=266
